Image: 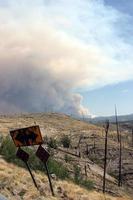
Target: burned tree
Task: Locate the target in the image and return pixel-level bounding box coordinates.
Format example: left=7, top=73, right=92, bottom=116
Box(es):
left=77, top=135, right=83, bottom=157
left=103, top=120, right=109, bottom=193
left=118, top=132, right=122, bottom=187
left=93, top=134, right=96, bottom=154
left=115, top=105, right=122, bottom=186
left=132, top=128, right=133, bottom=147
left=115, top=105, right=120, bottom=142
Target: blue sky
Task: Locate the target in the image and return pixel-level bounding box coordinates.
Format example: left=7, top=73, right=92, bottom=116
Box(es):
left=81, top=80, right=133, bottom=116
left=81, top=0, right=133, bottom=116
left=105, top=0, right=133, bottom=16
left=0, top=0, right=133, bottom=116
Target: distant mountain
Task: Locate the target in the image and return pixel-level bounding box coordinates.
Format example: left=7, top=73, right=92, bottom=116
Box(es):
left=85, top=113, right=133, bottom=123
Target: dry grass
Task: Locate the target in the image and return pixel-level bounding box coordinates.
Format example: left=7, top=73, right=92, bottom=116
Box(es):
left=0, top=113, right=132, bottom=199
left=0, top=113, right=100, bottom=138
left=0, top=158, right=132, bottom=200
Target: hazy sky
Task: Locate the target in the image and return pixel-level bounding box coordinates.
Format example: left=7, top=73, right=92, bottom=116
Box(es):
left=82, top=0, right=133, bottom=116
left=0, top=0, right=133, bottom=116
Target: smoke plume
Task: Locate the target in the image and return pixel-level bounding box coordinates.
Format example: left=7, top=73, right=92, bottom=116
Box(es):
left=0, top=0, right=133, bottom=116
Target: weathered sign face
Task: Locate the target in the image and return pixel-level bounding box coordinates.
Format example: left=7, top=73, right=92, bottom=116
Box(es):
left=36, top=145, right=50, bottom=163
left=10, top=126, right=43, bottom=147
left=16, top=148, right=29, bottom=162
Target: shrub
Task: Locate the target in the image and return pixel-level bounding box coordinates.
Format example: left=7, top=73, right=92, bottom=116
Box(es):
left=80, top=179, right=94, bottom=190
left=0, top=136, right=16, bottom=161
left=64, top=154, right=71, bottom=163
left=74, top=165, right=81, bottom=184
left=43, top=135, right=49, bottom=144
left=73, top=165, right=94, bottom=190
left=60, top=135, right=71, bottom=148
left=47, top=158, right=69, bottom=179
left=0, top=136, right=25, bottom=167
left=47, top=137, right=57, bottom=149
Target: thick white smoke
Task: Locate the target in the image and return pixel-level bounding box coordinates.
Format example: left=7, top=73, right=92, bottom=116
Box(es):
left=0, top=0, right=133, bottom=115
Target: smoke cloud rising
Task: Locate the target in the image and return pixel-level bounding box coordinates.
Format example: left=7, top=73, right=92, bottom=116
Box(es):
left=0, top=0, right=133, bottom=116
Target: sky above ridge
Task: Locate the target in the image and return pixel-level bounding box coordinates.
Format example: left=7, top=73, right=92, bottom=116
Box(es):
left=0, top=0, right=133, bottom=116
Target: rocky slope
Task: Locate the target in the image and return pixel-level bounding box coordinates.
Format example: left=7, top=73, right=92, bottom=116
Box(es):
left=0, top=112, right=132, bottom=199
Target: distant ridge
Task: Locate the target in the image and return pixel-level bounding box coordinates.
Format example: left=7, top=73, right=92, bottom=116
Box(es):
left=84, top=113, right=133, bottom=123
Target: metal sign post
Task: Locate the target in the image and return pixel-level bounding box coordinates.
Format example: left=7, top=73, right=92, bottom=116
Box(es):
left=25, top=162, right=38, bottom=189
left=44, top=162, right=54, bottom=196
left=16, top=148, right=38, bottom=190
left=36, top=145, right=54, bottom=196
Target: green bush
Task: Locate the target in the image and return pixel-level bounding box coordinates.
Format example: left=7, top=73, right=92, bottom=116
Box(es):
left=80, top=179, right=94, bottom=190
left=47, top=158, right=69, bottom=179
left=73, top=165, right=94, bottom=190
left=0, top=136, right=25, bottom=167
left=64, top=154, right=71, bottom=163
left=0, top=136, right=16, bottom=161
left=43, top=135, right=49, bottom=144
left=47, top=137, right=58, bottom=149
left=74, top=165, right=81, bottom=184
left=60, top=135, right=71, bottom=148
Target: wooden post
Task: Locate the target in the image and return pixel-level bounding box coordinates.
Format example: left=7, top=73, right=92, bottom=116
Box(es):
left=103, top=120, right=109, bottom=193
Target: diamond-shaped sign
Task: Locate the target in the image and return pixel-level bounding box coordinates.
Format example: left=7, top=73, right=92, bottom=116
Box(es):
left=16, top=148, right=29, bottom=162
left=36, top=145, right=50, bottom=163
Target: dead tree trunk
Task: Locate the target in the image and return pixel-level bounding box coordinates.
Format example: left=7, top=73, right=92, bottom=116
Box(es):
left=115, top=105, right=120, bottom=142
left=84, top=164, right=87, bottom=179
left=77, top=135, right=82, bottom=157
left=118, top=133, right=122, bottom=187
left=132, top=129, right=133, bottom=147
left=103, top=120, right=109, bottom=193
left=93, top=135, right=96, bottom=154
left=86, top=144, right=89, bottom=155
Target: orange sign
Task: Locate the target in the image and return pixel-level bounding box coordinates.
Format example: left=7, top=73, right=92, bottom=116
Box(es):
left=10, top=126, right=43, bottom=147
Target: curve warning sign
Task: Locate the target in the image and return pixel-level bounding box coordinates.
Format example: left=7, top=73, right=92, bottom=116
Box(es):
left=10, top=125, right=43, bottom=147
